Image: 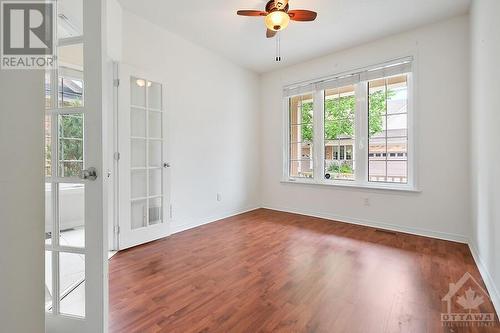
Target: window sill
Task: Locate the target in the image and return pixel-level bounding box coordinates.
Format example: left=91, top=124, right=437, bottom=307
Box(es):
left=281, top=178, right=420, bottom=193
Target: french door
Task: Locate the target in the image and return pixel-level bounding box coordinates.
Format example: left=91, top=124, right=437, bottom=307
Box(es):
left=117, top=64, right=170, bottom=249
left=44, top=0, right=106, bottom=332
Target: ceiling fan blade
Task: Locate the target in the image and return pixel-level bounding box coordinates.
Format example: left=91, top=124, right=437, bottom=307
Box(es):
left=266, top=29, right=277, bottom=38
left=288, top=10, right=317, bottom=21
left=237, top=10, right=267, bottom=17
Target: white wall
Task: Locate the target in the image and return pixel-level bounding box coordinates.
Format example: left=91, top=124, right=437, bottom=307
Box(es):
left=121, top=11, right=261, bottom=233
left=470, top=0, right=500, bottom=313
left=0, top=71, right=45, bottom=332
left=260, top=16, right=471, bottom=241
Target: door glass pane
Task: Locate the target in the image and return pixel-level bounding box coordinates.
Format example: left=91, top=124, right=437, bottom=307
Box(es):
left=149, top=141, right=162, bottom=167
left=131, top=170, right=147, bottom=199
left=147, top=81, right=162, bottom=110
left=148, top=197, right=162, bottom=225
left=148, top=111, right=162, bottom=139
left=45, top=183, right=53, bottom=245
left=131, top=77, right=146, bottom=107
left=59, top=183, right=85, bottom=248
left=59, top=252, right=85, bottom=317
left=45, top=115, right=52, bottom=177
left=58, top=114, right=84, bottom=178
left=45, top=73, right=52, bottom=109
left=131, top=139, right=146, bottom=168
left=149, top=169, right=162, bottom=196
left=58, top=43, right=84, bottom=108
left=45, top=251, right=53, bottom=312
left=131, top=108, right=146, bottom=137
left=131, top=200, right=147, bottom=229
left=57, top=0, right=83, bottom=38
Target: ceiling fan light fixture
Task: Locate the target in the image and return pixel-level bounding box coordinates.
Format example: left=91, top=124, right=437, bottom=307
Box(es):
left=265, top=10, right=290, bottom=31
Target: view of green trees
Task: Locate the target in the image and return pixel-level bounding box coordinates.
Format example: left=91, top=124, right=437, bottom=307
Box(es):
left=299, top=89, right=393, bottom=142
left=296, top=88, right=394, bottom=176
left=59, top=114, right=84, bottom=177
left=45, top=113, right=84, bottom=178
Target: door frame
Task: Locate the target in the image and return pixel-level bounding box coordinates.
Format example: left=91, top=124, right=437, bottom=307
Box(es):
left=115, top=63, right=171, bottom=250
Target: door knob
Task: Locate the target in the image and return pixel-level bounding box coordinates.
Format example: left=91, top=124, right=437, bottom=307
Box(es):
left=163, top=162, right=171, bottom=168
left=81, top=167, right=98, bottom=181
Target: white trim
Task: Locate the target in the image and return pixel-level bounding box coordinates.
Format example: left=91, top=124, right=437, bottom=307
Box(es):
left=170, top=206, right=260, bottom=235
left=468, top=243, right=500, bottom=318
left=280, top=178, right=419, bottom=192
left=261, top=205, right=468, bottom=243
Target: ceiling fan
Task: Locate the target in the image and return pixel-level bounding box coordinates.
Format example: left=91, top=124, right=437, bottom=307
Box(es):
left=237, top=0, right=317, bottom=38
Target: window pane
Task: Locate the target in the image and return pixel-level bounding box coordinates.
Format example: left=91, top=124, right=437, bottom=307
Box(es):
left=131, top=200, right=147, bottom=229
left=387, top=75, right=407, bottom=114
left=131, top=170, right=147, bottom=199
left=59, top=183, right=85, bottom=248
left=148, top=111, right=162, bottom=139
left=149, top=169, right=162, bottom=197
left=289, top=93, right=314, bottom=178
left=324, top=86, right=356, bottom=181
left=289, top=94, right=313, bottom=124
left=131, top=139, right=146, bottom=168
left=148, top=81, right=162, bottom=110
left=58, top=44, right=84, bottom=108
left=57, top=0, right=83, bottom=38
left=45, top=183, right=53, bottom=245
left=290, top=124, right=313, bottom=143
left=131, top=77, right=146, bottom=107
left=290, top=160, right=313, bottom=179
left=290, top=142, right=313, bottom=160
left=45, top=73, right=52, bottom=109
left=131, top=108, right=146, bottom=137
left=59, top=252, right=85, bottom=317
left=387, top=114, right=407, bottom=137
left=58, top=114, right=84, bottom=178
left=45, top=251, right=53, bottom=312
left=387, top=161, right=407, bottom=183
left=148, top=197, right=163, bottom=225
left=368, top=74, right=408, bottom=184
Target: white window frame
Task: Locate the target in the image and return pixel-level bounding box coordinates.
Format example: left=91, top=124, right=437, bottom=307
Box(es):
left=282, top=58, right=418, bottom=192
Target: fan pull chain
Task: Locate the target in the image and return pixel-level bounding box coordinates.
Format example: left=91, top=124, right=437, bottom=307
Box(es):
left=275, top=34, right=281, bottom=62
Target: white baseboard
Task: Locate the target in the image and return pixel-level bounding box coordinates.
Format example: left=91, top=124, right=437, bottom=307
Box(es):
left=262, top=205, right=469, bottom=243
left=468, top=243, right=500, bottom=318
left=170, top=205, right=260, bottom=235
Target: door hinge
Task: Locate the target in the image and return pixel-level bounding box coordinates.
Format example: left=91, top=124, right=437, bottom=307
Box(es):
left=113, top=78, right=120, bottom=87
left=114, top=225, right=120, bottom=234
left=114, top=152, right=120, bottom=161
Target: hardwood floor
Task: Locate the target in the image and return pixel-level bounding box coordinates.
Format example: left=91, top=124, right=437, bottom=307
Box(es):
left=109, top=209, right=499, bottom=333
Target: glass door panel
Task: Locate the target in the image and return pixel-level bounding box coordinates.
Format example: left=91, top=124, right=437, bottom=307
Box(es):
left=118, top=70, right=170, bottom=249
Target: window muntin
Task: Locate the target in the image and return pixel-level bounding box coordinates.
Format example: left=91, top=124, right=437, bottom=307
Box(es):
left=324, top=85, right=356, bottom=181
left=285, top=61, right=413, bottom=190
left=289, top=93, right=314, bottom=178
left=368, top=75, right=408, bottom=184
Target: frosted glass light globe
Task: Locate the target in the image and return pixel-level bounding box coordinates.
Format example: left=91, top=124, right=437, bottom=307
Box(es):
left=265, top=10, right=290, bottom=31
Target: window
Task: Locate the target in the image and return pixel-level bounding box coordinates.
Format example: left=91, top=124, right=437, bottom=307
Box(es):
left=289, top=93, right=314, bottom=178
left=284, top=58, right=414, bottom=190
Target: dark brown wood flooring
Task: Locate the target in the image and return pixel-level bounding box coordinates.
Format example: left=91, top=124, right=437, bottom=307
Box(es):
left=109, top=209, right=499, bottom=333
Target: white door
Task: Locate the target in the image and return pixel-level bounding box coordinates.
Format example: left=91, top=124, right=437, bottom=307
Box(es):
left=117, top=64, right=170, bottom=250
left=44, top=0, right=107, bottom=332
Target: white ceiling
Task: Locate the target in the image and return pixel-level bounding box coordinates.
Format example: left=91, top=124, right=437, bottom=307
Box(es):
left=118, top=0, right=470, bottom=73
